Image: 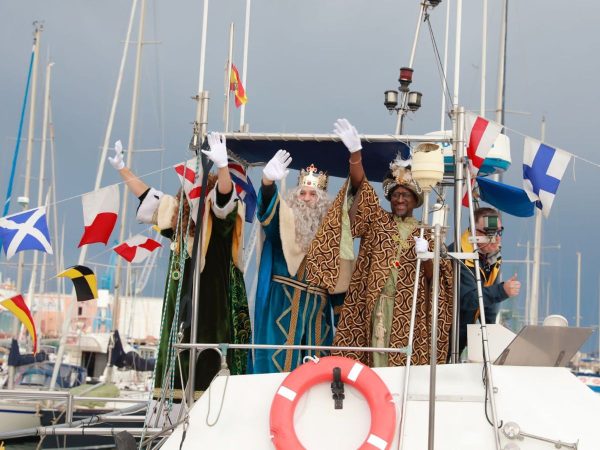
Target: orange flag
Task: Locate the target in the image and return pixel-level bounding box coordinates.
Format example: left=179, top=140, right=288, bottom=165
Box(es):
left=229, top=64, right=247, bottom=108
left=1, top=294, right=37, bottom=353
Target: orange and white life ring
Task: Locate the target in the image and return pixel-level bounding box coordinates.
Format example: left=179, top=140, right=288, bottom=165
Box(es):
left=269, top=356, right=397, bottom=450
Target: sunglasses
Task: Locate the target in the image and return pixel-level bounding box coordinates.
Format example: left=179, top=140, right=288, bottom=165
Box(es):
left=476, top=227, right=504, bottom=237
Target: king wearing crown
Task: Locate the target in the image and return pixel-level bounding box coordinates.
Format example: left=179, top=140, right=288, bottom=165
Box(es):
left=249, top=150, right=346, bottom=374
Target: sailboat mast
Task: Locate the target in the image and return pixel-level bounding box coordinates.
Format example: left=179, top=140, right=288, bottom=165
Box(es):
left=495, top=0, right=508, bottom=126
left=25, top=61, right=54, bottom=339
left=49, top=0, right=139, bottom=391
left=15, top=24, right=42, bottom=299
left=480, top=0, right=488, bottom=116
left=113, top=0, right=147, bottom=334
left=576, top=251, right=581, bottom=327
left=529, top=117, right=545, bottom=324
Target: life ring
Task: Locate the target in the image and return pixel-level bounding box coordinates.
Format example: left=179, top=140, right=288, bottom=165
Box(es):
left=269, top=356, right=397, bottom=450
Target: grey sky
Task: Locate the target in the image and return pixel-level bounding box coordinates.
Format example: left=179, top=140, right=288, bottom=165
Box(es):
left=1, top=1, right=599, bottom=351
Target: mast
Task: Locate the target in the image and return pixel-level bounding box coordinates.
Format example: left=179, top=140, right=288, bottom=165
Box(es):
left=50, top=0, right=139, bottom=390
left=224, top=22, right=234, bottom=132
left=439, top=0, right=450, bottom=130
left=113, top=0, right=147, bottom=335
left=15, top=24, right=42, bottom=307
left=239, top=0, right=251, bottom=131
left=495, top=0, right=508, bottom=126
left=529, top=117, right=545, bottom=324
left=480, top=0, right=488, bottom=116
left=25, top=60, right=54, bottom=339
left=576, top=251, right=581, bottom=327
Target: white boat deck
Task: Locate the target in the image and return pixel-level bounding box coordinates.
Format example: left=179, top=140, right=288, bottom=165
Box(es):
left=161, top=363, right=600, bottom=449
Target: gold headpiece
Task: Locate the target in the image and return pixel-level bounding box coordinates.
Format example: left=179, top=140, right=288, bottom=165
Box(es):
left=298, top=164, right=328, bottom=191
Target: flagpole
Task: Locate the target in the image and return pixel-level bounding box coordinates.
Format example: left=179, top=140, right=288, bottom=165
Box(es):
left=529, top=117, right=545, bottom=324
left=239, top=0, right=251, bottom=131
left=480, top=0, right=487, bottom=116
left=224, top=22, right=234, bottom=132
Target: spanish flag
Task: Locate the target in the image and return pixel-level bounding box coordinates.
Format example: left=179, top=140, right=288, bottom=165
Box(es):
left=1, top=295, right=37, bottom=353
left=58, top=265, right=98, bottom=302
left=229, top=64, right=247, bottom=108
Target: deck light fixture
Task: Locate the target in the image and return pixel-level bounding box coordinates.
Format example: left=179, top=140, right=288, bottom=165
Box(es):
left=384, top=90, right=399, bottom=110
left=407, top=91, right=422, bottom=111
left=428, top=0, right=442, bottom=7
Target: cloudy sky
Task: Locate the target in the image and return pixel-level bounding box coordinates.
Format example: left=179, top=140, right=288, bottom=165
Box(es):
left=1, top=1, right=599, bottom=351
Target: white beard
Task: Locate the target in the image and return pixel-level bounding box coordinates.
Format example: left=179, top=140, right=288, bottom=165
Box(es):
left=286, top=187, right=331, bottom=253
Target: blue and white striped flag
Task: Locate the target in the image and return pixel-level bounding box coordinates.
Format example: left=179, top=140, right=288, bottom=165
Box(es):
left=522, top=137, right=571, bottom=217
left=0, top=206, right=53, bottom=260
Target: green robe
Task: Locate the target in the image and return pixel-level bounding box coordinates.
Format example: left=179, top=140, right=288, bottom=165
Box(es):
left=151, top=193, right=250, bottom=398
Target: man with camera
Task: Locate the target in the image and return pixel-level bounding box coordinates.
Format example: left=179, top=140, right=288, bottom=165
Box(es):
left=452, top=207, right=521, bottom=357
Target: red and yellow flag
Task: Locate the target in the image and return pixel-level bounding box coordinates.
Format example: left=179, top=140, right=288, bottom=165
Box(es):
left=1, top=294, right=37, bottom=353
left=229, top=64, right=247, bottom=108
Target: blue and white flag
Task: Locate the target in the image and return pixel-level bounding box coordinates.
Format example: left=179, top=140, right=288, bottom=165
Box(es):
left=522, top=137, right=571, bottom=217
left=0, top=206, right=53, bottom=260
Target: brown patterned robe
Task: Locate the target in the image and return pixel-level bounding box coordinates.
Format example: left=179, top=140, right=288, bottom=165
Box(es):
left=306, top=179, right=453, bottom=366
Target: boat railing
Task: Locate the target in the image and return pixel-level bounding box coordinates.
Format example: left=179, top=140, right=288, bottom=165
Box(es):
left=0, top=388, right=149, bottom=426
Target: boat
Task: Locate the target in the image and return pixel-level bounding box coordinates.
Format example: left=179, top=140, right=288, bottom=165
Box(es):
left=2, top=0, right=600, bottom=449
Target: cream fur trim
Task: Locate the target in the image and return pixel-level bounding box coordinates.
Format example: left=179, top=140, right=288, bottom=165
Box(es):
left=157, top=194, right=178, bottom=230
left=136, top=188, right=163, bottom=224
left=279, top=195, right=305, bottom=277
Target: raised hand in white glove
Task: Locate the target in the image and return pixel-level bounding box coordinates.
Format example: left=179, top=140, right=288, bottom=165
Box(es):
left=333, top=118, right=362, bottom=153
left=414, top=237, right=430, bottom=260
left=263, top=149, right=292, bottom=182
left=108, top=140, right=125, bottom=171
left=202, top=132, right=229, bottom=168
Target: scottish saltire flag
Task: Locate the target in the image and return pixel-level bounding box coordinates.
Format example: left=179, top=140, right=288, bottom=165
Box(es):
left=523, top=137, right=571, bottom=217
left=228, top=159, right=257, bottom=223
left=465, top=113, right=503, bottom=169
left=174, top=158, right=203, bottom=223
left=0, top=207, right=53, bottom=260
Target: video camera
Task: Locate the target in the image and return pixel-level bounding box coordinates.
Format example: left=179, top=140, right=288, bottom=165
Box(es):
left=482, top=214, right=501, bottom=236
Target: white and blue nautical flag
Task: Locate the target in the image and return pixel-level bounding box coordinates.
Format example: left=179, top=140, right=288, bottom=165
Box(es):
left=523, top=137, right=571, bottom=218
left=0, top=206, right=53, bottom=260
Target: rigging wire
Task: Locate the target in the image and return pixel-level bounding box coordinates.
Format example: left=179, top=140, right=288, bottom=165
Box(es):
left=425, top=13, right=453, bottom=119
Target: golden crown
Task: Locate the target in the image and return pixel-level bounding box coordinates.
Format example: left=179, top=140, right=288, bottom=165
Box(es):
left=298, top=164, right=328, bottom=191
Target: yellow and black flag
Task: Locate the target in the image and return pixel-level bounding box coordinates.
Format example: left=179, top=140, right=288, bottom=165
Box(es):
left=58, top=265, right=98, bottom=301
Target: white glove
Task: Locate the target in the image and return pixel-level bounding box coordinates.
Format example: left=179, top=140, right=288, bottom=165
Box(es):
left=202, top=132, right=229, bottom=168
left=414, top=237, right=430, bottom=260
left=108, top=140, right=125, bottom=171
left=333, top=118, right=362, bottom=153
left=263, top=149, right=292, bottom=182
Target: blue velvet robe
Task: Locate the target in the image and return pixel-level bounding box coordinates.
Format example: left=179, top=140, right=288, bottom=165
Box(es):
left=251, top=185, right=343, bottom=373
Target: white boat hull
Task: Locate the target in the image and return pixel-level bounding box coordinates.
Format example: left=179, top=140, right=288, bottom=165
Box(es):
left=161, top=363, right=600, bottom=449
left=0, top=400, right=41, bottom=432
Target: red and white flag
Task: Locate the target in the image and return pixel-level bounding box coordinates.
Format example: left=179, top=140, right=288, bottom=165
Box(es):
left=78, top=185, right=119, bottom=247
left=173, top=158, right=204, bottom=223
left=465, top=113, right=503, bottom=169
left=114, top=234, right=161, bottom=263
